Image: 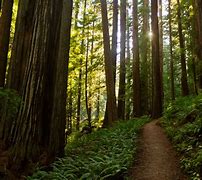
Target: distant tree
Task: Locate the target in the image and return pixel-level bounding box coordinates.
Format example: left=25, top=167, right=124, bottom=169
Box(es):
left=132, top=0, right=141, bottom=117
left=168, top=0, right=175, bottom=100
left=76, top=0, right=86, bottom=131
left=67, top=81, right=73, bottom=134
left=140, top=0, right=149, bottom=114
left=176, top=0, right=189, bottom=96
left=0, top=0, right=2, bottom=11
left=112, top=0, right=118, bottom=81
left=188, top=1, right=198, bottom=95
left=151, top=0, right=163, bottom=119
left=118, top=0, right=126, bottom=120
left=0, top=0, right=14, bottom=87
left=158, top=0, right=164, bottom=101
left=104, top=0, right=118, bottom=124
left=100, top=0, right=117, bottom=125
left=69, top=0, right=105, bottom=128
left=1, top=0, right=73, bottom=168
left=85, top=32, right=91, bottom=128
left=193, top=0, right=202, bottom=89
left=125, top=0, right=132, bottom=120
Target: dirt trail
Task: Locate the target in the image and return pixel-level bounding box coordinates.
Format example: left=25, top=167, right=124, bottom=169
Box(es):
left=131, top=120, right=187, bottom=180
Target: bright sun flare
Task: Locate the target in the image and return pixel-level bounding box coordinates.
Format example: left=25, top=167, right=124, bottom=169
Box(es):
left=148, top=31, right=153, bottom=39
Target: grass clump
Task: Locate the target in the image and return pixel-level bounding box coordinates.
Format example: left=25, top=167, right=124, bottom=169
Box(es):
left=28, top=116, right=149, bottom=180
left=162, top=94, right=202, bottom=180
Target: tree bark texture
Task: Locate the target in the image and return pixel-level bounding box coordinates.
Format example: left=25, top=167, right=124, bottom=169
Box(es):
left=158, top=0, right=164, bottom=102
left=125, top=3, right=132, bottom=120
left=194, top=0, right=202, bottom=88
left=111, top=0, right=118, bottom=82
left=189, top=2, right=198, bottom=95
left=151, top=0, right=163, bottom=119
left=76, top=0, right=86, bottom=131
left=132, top=0, right=141, bottom=117
left=85, top=36, right=92, bottom=127
left=103, top=0, right=118, bottom=125
left=100, top=0, right=117, bottom=125
left=1, top=0, right=72, bottom=168
left=177, top=0, right=189, bottom=96
left=67, top=81, right=73, bottom=134
left=0, top=0, right=2, bottom=12
left=168, top=0, right=175, bottom=100
left=140, top=0, right=149, bottom=114
left=118, top=0, right=126, bottom=120
left=0, top=0, right=14, bottom=87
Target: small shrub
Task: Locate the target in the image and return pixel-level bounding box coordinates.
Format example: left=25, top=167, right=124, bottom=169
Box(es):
left=0, top=88, right=21, bottom=120
left=162, top=94, right=202, bottom=180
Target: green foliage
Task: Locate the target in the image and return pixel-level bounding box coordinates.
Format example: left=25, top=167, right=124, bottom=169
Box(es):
left=67, top=0, right=106, bottom=128
left=162, top=94, right=202, bottom=180
left=27, top=117, right=149, bottom=180
left=0, top=88, right=21, bottom=119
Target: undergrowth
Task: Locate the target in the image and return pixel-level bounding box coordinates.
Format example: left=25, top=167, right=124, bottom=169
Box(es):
left=27, top=116, right=149, bottom=180
left=162, top=94, right=202, bottom=180
left=0, top=88, right=21, bottom=120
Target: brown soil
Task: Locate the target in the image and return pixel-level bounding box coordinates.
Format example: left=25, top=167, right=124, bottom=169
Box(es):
left=130, top=120, right=188, bottom=180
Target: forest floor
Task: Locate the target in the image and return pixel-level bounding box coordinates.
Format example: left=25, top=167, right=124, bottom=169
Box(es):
left=130, top=120, right=188, bottom=180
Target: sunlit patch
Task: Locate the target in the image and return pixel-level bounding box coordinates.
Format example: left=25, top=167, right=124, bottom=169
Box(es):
left=148, top=31, right=153, bottom=39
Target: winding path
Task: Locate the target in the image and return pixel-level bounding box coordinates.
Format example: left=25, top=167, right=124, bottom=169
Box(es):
left=131, top=120, right=187, bottom=180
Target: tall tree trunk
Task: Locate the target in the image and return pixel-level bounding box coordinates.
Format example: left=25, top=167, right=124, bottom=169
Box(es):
left=1, top=0, right=72, bottom=169
left=0, top=0, right=2, bottom=12
left=76, top=68, right=82, bottom=131
left=151, top=0, right=163, bottom=119
left=100, top=0, right=117, bottom=125
left=112, top=0, right=118, bottom=81
left=168, top=0, right=175, bottom=100
left=177, top=0, right=189, bottom=96
left=194, top=0, right=202, bottom=89
left=118, top=0, right=126, bottom=120
left=125, top=2, right=132, bottom=120
left=192, top=0, right=201, bottom=93
left=86, top=20, right=95, bottom=127
left=132, top=0, right=141, bottom=117
left=48, top=0, right=73, bottom=157
left=189, top=3, right=198, bottom=95
left=141, top=0, right=149, bottom=114
left=67, top=81, right=73, bottom=134
left=95, top=78, right=100, bottom=121
left=158, top=0, right=164, bottom=102
left=0, top=0, right=14, bottom=87
left=85, top=35, right=92, bottom=128
left=103, top=0, right=118, bottom=124
left=76, top=0, right=87, bottom=131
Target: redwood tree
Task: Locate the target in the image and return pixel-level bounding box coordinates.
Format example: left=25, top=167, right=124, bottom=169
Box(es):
left=76, top=0, right=86, bottom=131
left=0, top=0, right=2, bottom=11
left=141, top=0, right=149, bottom=114
left=151, top=0, right=163, bottom=119
left=100, top=0, right=117, bottom=125
left=103, top=0, right=118, bottom=125
left=112, top=0, right=118, bottom=81
left=158, top=0, right=164, bottom=102
left=1, top=0, right=73, bottom=168
left=177, top=0, right=189, bottom=96
left=118, top=0, right=126, bottom=120
left=125, top=1, right=132, bottom=120
left=0, top=0, right=14, bottom=87
left=168, top=0, right=175, bottom=100
left=132, top=0, right=141, bottom=117
left=194, top=0, right=202, bottom=89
